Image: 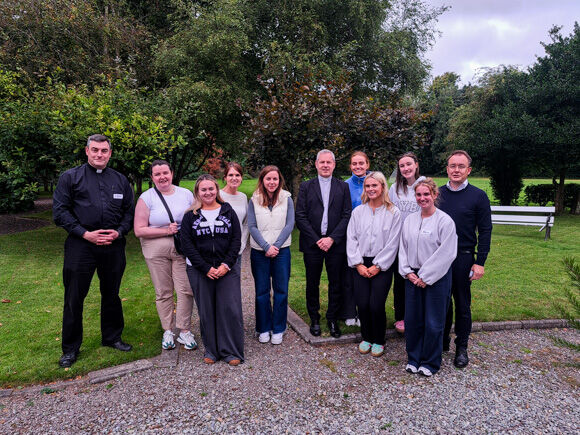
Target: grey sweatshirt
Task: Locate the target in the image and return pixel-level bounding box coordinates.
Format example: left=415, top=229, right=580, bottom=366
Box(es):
left=398, top=208, right=457, bottom=285
left=347, top=203, right=402, bottom=271
left=388, top=176, right=426, bottom=222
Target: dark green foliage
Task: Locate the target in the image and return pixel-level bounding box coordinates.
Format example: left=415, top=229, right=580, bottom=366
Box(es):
left=448, top=67, right=536, bottom=205
left=418, top=72, right=466, bottom=174
left=526, top=24, right=580, bottom=214
left=524, top=184, right=580, bottom=212
left=0, top=0, right=152, bottom=87
left=243, top=76, right=426, bottom=195
left=0, top=161, right=38, bottom=213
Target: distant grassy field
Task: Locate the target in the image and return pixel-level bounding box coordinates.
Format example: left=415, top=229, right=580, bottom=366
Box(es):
left=0, top=176, right=577, bottom=387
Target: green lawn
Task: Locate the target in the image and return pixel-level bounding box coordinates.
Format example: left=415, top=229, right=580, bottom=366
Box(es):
left=0, top=177, right=577, bottom=387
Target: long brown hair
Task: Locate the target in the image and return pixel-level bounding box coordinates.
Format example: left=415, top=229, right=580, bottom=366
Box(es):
left=395, top=151, right=421, bottom=196
left=256, top=165, right=286, bottom=207
left=189, top=174, right=224, bottom=214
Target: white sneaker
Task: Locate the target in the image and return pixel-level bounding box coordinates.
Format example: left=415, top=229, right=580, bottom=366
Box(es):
left=271, top=332, right=284, bottom=345
left=162, top=330, right=175, bottom=350
left=355, top=318, right=361, bottom=327
left=177, top=331, right=198, bottom=350
left=405, top=364, right=418, bottom=374
left=418, top=366, right=433, bottom=377
left=258, top=332, right=270, bottom=343
left=345, top=318, right=356, bottom=326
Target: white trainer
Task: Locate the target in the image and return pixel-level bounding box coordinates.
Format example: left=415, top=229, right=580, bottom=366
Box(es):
left=177, top=331, right=198, bottom=350
left=162, top=330, right=175, bottom=350
left=271, top=332, right=284, bottom=345
left=258, top=332, right=270, bottom=343
left=405, top=364, right=418, bottom=374
left=418, top=366, right=433, bottom=377
left=345, top=318, right=357, bottom=326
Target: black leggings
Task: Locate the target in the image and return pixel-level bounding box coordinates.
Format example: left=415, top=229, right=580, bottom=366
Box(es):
left=353, top=257, right=393, bottom=345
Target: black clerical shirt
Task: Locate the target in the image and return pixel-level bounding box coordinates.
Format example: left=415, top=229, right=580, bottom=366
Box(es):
left=53, top=163, right=134, bottom=239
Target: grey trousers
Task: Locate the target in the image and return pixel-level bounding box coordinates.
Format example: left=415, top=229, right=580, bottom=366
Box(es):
left=186, top=262, right=244, bottom=363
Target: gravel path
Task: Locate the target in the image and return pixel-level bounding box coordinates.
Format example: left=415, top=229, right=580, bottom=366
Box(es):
left=1, top=251, right=579, bottom=433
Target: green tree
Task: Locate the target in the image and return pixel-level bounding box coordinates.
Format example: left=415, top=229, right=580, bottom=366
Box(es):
left=447, top=67, right=539, bottom=205
left=49, top=79, right=182, bottom=195
left=152, top=0, right=256, bottom=183
left=0, top=0, right=151, bottom=87
left=417, top=72, right=465, bottom=175
left=243, top=76, right=426, bottom=195
left=526, top=24, right=580, bottom=214
left=243, top=0, right=446, bottom=100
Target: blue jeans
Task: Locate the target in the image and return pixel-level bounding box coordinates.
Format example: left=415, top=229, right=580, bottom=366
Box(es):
left=405, top=269, right=452, bottom=374
left=251, top=247, right=291, bottom=334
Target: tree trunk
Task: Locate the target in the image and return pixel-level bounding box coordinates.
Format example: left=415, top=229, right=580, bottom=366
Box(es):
left=135, top=177, right=143, bottom=198
left=553, top=168, right=566, bottom=215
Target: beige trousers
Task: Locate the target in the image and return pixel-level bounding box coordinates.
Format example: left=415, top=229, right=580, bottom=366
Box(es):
left=140, top=236, right=193, bottom=331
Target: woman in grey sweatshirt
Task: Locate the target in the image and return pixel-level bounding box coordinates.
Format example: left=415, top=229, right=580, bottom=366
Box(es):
left=399, top=178, right=457, bottom=376
left=347, top=172, right=402, bottom=357
left=388, top=151, right=425, bottom=334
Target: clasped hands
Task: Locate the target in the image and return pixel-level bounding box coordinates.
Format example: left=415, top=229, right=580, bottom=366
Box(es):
left=84, top=229, right=119, bottom=246
left=265, top=245, right=279, bottom=258
left=316, top=237, right=334, bottom=252
left=406, top=272, right=427, bottom=288
left=356, top=264, right=380, bottom=278
left=207, top=264, right=229, bottom=280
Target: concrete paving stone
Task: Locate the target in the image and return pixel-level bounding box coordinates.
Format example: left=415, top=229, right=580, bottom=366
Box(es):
left=483, top=321, right=523, bottom=331
left=88, top=359, right=153, bottom=384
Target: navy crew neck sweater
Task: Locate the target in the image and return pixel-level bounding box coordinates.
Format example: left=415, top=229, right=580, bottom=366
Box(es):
left=438, top=183, right=492, bottom=266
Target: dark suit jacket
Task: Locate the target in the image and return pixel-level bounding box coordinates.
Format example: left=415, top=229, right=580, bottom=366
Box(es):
left=295, top=176, right=352, bottom=253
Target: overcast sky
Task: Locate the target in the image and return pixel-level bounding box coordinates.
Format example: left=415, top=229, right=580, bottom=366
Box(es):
left=423, top=0, right=579, bottom=85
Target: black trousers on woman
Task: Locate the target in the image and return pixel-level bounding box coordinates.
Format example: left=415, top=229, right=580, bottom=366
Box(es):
left=353, top=257, right=393, bottom=345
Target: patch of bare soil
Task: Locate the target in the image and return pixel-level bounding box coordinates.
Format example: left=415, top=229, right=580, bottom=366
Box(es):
left=0, top=198, right=53, bottom=235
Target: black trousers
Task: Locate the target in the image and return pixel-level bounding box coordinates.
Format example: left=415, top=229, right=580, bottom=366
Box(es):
left=391, top=255, right=405, bottom=322
left=444, top=252, right=474, bottom=349
left=61, top=235, right=126, bottom=354
left=353, top=257, right=393, bottom=345
left=341, top=269, right=357, bottom=319
left=303, top=248, right=346, bottom=322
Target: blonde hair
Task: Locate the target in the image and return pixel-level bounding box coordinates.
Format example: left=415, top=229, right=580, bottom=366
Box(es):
left=414, top=177, right=440, bottom=206
left=360, top=171, right=394, bottom=211
left=189, top=174, right=224, bottom=214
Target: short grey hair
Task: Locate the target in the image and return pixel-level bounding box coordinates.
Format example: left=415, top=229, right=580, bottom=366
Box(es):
left=87, top=134, right=112, bottom=149
left=316, top=149, right=335, bottom=162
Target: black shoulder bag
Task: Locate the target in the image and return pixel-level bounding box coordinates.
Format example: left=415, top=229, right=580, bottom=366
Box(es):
left=154, top=187, right=184, bottom=255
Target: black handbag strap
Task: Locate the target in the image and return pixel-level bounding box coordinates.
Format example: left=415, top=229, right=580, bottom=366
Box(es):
left=154, top=187, right=175, bottom=223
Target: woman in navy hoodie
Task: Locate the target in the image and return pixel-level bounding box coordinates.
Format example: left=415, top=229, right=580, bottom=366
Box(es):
left=181, top=174, right=243, bottom=366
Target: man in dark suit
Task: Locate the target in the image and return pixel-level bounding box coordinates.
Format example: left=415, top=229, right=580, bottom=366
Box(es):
left=296, top=149, right=352, bottom=338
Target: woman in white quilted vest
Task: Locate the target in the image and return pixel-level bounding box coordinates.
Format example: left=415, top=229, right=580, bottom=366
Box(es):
left=248, top=165, right=295, bottom=345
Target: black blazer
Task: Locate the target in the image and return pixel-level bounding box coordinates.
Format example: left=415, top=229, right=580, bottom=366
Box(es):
left=295, top=176, right=352, bottom=253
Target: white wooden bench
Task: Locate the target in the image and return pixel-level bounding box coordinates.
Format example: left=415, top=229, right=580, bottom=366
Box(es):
left=490, top=206, right=555, bottom=240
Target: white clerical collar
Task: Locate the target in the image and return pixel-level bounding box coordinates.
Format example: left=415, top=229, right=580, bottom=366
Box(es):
left=447, top=180, right=469, bottom=191
left=96, top=169, right=103, bottom=173
left=318, top=175, right=332, bottom=184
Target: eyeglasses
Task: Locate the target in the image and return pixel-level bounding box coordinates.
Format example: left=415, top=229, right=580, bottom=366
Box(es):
left=448, top=164, right=469, bottom=170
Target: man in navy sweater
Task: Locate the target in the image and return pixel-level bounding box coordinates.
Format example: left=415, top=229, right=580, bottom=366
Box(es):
left=439, top=150, right=492, bottom=368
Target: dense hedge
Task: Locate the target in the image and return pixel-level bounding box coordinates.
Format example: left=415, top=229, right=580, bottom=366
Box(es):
left=0, top=163, right=38, bottom=213
left=524, top=183, right=579, bottom=212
